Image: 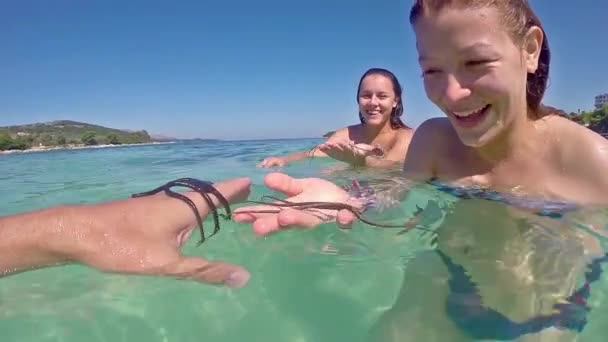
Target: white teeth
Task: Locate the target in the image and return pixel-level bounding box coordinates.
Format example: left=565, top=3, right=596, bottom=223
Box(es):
left=453, top=105, right=487, bottom=117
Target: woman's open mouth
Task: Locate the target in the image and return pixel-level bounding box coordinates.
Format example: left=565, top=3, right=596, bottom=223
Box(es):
left=451, top=104, right=491, bottom=128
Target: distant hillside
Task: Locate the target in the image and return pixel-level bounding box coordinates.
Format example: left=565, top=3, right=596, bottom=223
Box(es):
left=149, top=133, right=177, bottom=142
left=0, top=120, right=161, bottom=151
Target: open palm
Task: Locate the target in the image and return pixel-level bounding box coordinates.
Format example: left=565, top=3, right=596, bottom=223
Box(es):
left=318, top=139, right=382, bottom=165
left=233, top=172, right=358, bottom=236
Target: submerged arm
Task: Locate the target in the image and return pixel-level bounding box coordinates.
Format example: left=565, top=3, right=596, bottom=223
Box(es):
left=257, top=135, right=341, bottom=168
left=0, top=178, right=253, bottom=287
left=0, top=206, right=83, bottom=276
left=362, top=156, right=402, bottom=169
left=257, top=149, right=329, bottom=168
left=346, top=120, right=438, bottom=211
left=282, top=149, right=329, bottom=163
left=361, top=129, right=415, bottom=169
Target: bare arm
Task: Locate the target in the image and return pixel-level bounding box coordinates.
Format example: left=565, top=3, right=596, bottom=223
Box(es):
left=0, top=178, right=252, bottom=287
left=401, top=119, right=439, bottom=182
left=257, top=149, right=328, bottom=168
left=0, top=206, right=75, bottom=276
left=362, top=157, right=402, bottom=169
left=258, top=130, right=349, bottom=168
left=282, top=149, right=329, bottom=162
left=362, top=129, right=415, bottom=169
left=336, top=122, right=442, bottom=212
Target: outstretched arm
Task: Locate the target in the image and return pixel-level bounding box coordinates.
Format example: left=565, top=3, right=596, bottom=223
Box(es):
left=258, top=149, right=328, bottom=168
left=0, top=205, right=76, bottom=276
left=236, top=120, right=440, bottom=233
left=258, top=129, right=348, bottom=168
left=0, top=178, right=253, bottom=288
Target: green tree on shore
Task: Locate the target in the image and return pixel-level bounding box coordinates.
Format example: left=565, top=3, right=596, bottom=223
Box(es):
left=0, top=133, right=30, bottom=151
left=40, top=134, right=53, bottom=146
left=81, top=131, right=98, bottom=145
left=571, top=105, right=608, bottom=133
left=106, top=133, right=121, bottom=145
left=0, top=133, right=12, bottom=150
left=56, top=135, right=67, bottom=145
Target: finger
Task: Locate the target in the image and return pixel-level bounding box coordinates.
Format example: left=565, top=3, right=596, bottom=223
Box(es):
left=167, top=257, right=251, bottom=288
left=336, top=209, right=357, bottom=229
left=337, top=141, right=353, bottom=150
left=264, top=172, right=304, bottom=197
left=323, top=141, right=340, bottom=149
left=212, top=178, right=252, bottom=204
left=181, top=177, right=251, bottom=209
left=258, top=160, right=276, bottom=168
left=251, top=208, right=329, bottom=236
left=278, top=208, right=329, bottom=229
left=233, top=204, right=280, bottom=222
left=165, top=178, right=252, bottom=231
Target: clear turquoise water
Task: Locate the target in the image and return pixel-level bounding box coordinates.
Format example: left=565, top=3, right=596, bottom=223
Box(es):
left=1, top=140, right=607, bottom=341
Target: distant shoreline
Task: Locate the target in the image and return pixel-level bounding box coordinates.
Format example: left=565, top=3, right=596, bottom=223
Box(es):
left=0, top=141, right=176, bottom=155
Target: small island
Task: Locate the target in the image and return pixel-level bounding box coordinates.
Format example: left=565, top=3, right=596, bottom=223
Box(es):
left=0, top=120, right=173, bottom=154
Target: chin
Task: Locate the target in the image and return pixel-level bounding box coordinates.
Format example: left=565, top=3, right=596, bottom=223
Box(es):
left=457, top=135, right=489, bottom=148
left=454, top=127, right=503, bottom=149
left=448, top=108, right=505, bottom=148
left=364, top=117, right=388, bottom=126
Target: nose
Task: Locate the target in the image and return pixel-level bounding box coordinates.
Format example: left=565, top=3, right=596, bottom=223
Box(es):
left=441, top=74, right=471, bottom=105
left=369, top=95, right=380, bottom=106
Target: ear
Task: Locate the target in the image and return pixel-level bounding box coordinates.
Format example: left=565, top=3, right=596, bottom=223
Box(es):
left=523, top=26, right=543, bottom=74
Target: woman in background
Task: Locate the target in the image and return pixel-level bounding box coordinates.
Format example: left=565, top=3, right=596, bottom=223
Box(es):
left=258, top=68, right=414, bottom=169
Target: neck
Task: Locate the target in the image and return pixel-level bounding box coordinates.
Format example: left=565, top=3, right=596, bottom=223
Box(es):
left=475, top=111, right=537, bottom=164
left=363, top=120, right=394, bottom=140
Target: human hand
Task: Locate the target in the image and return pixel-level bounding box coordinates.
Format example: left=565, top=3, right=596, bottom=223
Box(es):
left=64, top=178, right=253, bottom=288
left=232, top=172, right=358, bottom=236
left=318, top=139, right=383, bottom=165
left=258, top=157, right=287, bottom=168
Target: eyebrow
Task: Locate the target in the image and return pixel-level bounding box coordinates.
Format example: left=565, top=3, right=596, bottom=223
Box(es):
left=418, top=42, right=495, bottom=62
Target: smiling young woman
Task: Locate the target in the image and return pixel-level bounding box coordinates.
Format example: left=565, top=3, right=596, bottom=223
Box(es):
left=258, top=68, right=414, bottom=168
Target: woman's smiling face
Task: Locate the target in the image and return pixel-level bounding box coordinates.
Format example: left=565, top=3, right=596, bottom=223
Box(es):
left=357, top=74, right=399, bottom=127
left=414, top=5, right=543, bottom=147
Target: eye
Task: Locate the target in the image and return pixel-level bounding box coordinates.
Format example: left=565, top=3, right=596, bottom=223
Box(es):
left=421, top=68, right=440, bottom=77
left=465, top=59, right=492, bottom=67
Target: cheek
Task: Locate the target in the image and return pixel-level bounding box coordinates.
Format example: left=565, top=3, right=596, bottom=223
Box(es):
left=471, top=72, right=517, bottom=102
left=423, top=77, right=444, bottom=105
left=381, top=99, right=395, bottom=109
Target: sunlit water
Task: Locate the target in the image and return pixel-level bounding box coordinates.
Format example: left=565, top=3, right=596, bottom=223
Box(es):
left=1, top=140, right=607, bottom=341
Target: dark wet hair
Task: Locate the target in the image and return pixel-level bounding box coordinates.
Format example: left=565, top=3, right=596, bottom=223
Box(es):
left=409, top=0, right=551, bottom=119
left=357, top=68, right=409, bottom=129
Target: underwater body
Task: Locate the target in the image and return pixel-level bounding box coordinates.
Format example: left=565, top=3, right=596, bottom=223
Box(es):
left=1, top=139, right=608, bottom=342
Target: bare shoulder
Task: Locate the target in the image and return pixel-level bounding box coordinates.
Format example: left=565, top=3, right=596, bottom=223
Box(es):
left=326, top=126, right=352, bottom=140
left=543, top=116, right=608, bottom=161
left=395, top=126, right=415, bottom=142
left=543, top=116, right=608, bottom=200
left=410, top=117, right=456, bottom=147
left=403, top=118, right=455, bottom=178
left=390, top=126, right=415, bottom=150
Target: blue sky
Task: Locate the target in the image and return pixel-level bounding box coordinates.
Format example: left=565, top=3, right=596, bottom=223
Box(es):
left=1, top=0, right=606, bottom=140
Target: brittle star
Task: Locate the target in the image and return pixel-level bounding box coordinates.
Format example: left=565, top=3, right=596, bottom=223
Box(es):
left=132, top=178, right=433, bottom=246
